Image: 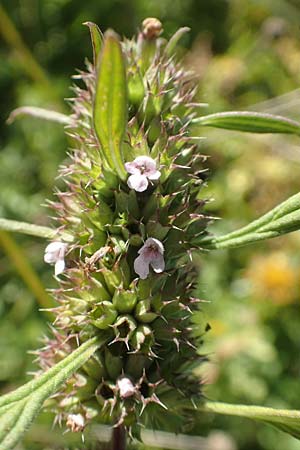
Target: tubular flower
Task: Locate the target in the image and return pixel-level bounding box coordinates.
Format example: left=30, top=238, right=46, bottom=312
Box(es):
left=125, top=156, right=161, bottom=192
left=134, top=238, right=165, bottom=279
left=44, top=241, right=67, bottom=276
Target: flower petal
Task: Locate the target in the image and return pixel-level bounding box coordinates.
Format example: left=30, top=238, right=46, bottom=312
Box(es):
left=125, top=161, right=140, bottom=175
left=54, top=259, right=65, bottom=276
left=134, top=254, right=150, bottom=279
left=134, top=155, right=157, bottom=171
left=150, top=254, right=165, bottom=273
left=127, top=174, right=149, bottom=192
left=144, top=237, right=164, bottom=254
left=147, top=170, right=161, bottom=180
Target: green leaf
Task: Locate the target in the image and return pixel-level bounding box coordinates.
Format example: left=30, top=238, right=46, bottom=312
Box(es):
left=83, top=21, right=103, bottom=66
left=199, top=192, right=300, bottom=249
left=201, top=401, right=300, bottom=440
left=7, top=107, right=72, bottom=125
left=164, top=27, right=190, bottom=57
left=0, top=336, right=103, bottom=450
left=194, top=111, right=300, bottom=135
left=0, top=218, right=73, bottom=242
left=93, top=30, right=128, bottom=179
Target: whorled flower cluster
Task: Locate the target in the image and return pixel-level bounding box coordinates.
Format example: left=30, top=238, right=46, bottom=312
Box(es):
left=40, top=19, right=211, bottom=438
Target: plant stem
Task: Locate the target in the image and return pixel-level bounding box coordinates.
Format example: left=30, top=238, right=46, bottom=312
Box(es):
left=111, top=426, right=126, bottom=450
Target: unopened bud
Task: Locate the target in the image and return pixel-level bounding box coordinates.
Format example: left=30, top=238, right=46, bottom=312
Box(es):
left=113, top=289, right=137, bottom=313
left=91, top=301, right=117, bottom=329
left=142, top=18, right=163, bottom=40
left=135, top=299, right=157, bottom=323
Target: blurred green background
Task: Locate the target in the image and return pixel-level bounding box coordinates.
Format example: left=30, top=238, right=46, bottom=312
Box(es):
left=1, top=0, right=300, bottom=449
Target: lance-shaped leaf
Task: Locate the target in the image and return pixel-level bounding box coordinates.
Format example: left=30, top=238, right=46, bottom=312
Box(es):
left=200, top=401, right=300, bottom=440
left=7, top=107, right=72, bottom=125
left=83, top=21, right=103, bottom=66
left=193, top=111, right=300, bottom=135
left=164, top=27, right=190, bottom=57
left=199, top=192, right=300, bottom=250
left=0, top=336, right=104, bottom=450
left=0, top=218, right=73, bottom=241
left=93, top=30, right=127, bottom=180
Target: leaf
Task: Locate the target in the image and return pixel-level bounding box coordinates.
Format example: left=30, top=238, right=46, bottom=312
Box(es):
left=83, top=21, right=103, bottom=66
left=0, top=218, right=73, bottom=242
left=0, top=336, right=103, bottom=450
left=201, top=401, right=300, bottom=440
left=193, top=111, right=300, bottom=135
left=199, top=192, right=300, bottom=249
left=93, top=30, right=128, bottom=180
left=7, top=107, right=72, bottom=125
left=164, top=27, right=190, bottom=57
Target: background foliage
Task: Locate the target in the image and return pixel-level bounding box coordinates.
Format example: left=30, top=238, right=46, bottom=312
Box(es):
left=1, top=0, right=300, bottom=449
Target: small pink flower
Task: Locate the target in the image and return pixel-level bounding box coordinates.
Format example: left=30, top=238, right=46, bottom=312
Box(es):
left=44, top=241, right=67, bottom=276
left=134, top=238, right=165, bottom=279
left=117, top=376, right=136, bottom=398
left=125, top=156, right=161, bottom=192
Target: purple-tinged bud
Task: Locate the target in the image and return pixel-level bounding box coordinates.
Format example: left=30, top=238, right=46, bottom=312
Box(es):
left=141, top=18, right=163, bottom=40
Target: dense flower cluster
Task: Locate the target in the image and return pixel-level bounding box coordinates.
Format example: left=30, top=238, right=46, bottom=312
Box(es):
left=40, top=19, right=210, bottom=437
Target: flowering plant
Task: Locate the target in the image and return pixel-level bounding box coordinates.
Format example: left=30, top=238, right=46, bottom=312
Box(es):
left=1, top=17, right=300, bottom=450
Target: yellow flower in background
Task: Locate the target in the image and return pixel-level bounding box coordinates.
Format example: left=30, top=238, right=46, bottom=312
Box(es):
left=246, top=251, right=299, bottom=306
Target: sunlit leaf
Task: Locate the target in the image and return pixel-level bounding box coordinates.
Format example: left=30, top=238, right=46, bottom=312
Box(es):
left=0, top=336, right=103, bottom=450
left=201, top=401, right=300, bottom=440
left=83, top=21, right=103, bottom=66
left=164, top=27, right=190, bottom=56
left=7, top=107, right=72, bottom=125
left=198, top=192, right=300, bottom=249
left=194, top=111, right=300, bottom=135
left=0, top=218, right=73, bottom=242
left=93, top=30, right=127, bottom=179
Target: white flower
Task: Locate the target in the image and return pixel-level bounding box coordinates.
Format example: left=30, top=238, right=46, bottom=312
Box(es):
left=44, top=241, right=67, bottom=276
left=125, top=156, right=161, bottom=192
left=117, top=376, right=135, bottom=398
left=134, top=238, right=165, bottom=279
left=66, top=413, right=85, bottom=432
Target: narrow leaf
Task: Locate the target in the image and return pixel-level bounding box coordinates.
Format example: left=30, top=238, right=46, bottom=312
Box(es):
left=83, top=21, right=103, bottom=66
left=0, top=218, right=73, bottom=242
left=93, top=30, right=127, bottom=179
left=0, top=336, right=104, bottom=450
left=199, top=192, right=300, bottom=250
left=7, top=107, right=72, bottom=125
left=164, top=27, right=190, bottom=57
left=201, top=401, right=300, bottom=440
left=194, top=111, right=300, bottom=135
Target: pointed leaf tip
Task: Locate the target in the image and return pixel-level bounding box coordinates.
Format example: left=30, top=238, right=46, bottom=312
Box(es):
left=201, top=401, right=300, bottom=441
left=194, top=111, right=300, bottom=136
left=93, top=29, right=128, bottom=179
left=83, top=21, right=103, bottom=66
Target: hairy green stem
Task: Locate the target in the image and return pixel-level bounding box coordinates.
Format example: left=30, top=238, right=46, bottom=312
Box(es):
left=0, top=218, right=73, bottom=241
